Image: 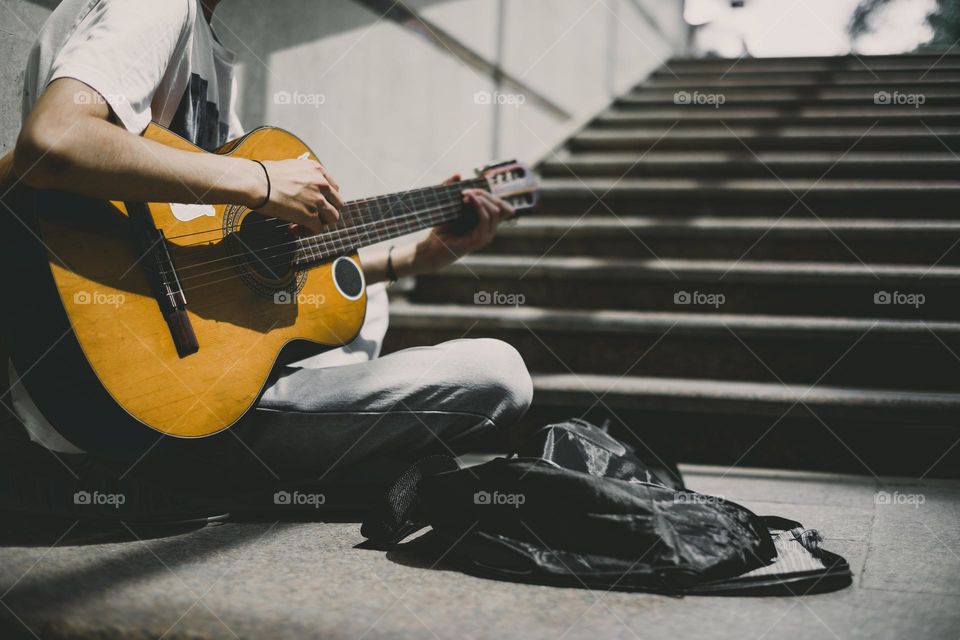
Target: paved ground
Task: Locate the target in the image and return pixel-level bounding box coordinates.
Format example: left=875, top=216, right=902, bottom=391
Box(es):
left=1, top=464, right=958, bottom=640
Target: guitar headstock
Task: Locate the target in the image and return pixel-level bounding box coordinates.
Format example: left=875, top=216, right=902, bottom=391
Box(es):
left=477, top=160, right=539, bottom=215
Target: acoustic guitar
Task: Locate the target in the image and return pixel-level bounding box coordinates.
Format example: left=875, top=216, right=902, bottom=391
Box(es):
left=0, top=124, right=538, bottom=452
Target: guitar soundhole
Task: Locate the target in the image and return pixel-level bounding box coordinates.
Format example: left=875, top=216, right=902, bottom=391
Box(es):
left=235, top=213, right=296, bottom=284
left=222, top=205, right=307, bottom=299
left=333, top=256, right=364, bottom=300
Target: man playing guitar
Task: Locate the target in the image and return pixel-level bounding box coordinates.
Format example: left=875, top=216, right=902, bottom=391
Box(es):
left=7, top=0, right=532, bottom=509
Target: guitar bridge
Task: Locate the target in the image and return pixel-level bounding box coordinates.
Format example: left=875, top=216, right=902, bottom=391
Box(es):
left=127, top=202, right=199, bottom=357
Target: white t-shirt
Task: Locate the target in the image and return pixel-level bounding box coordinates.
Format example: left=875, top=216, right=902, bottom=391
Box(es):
left=12, top=0, right=389, bottom=454
left=22, top=0, right=243, bottom=149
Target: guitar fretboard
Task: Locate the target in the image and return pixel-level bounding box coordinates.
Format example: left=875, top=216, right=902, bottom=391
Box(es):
left=292, top=176, right=488, bottom=268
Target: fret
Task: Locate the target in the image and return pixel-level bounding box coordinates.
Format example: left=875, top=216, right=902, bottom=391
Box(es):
left=330, top=214, right=343, bottom=256
left=300, top=237, right=310, bottom=265
left=294, top=177, right=490, bottom=269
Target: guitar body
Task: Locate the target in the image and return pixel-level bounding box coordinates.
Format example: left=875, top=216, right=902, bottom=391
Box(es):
left=3, top=125, right=366, bottom=449
left=2, top=123, right=536, bottom=460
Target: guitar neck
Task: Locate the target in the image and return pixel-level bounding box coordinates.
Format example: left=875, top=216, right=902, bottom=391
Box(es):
left=292, top=176, right=489, bottom=269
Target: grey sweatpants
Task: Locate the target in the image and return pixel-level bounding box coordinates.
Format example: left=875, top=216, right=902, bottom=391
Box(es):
left=239, top=285, right=533, bottom=487
left=241, top=336, right=534, bottom=491
left=5, top=336, right=533, bottom=510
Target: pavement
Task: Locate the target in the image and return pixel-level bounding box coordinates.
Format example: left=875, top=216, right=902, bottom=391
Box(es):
left=1, top=464, right=958, bottom=640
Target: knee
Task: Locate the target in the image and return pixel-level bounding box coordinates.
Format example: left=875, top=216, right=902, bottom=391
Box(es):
left=446, top=338, right=533, bottom=427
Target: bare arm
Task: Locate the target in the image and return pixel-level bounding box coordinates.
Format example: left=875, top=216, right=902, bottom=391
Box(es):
left=12, top=78, right=342, bottom=232
left=14, top=79, right=511, bottom=281
left=363, top=175, right=515, bottom=285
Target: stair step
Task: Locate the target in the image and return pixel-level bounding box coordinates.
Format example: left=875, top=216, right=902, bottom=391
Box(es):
left=541, top=151, right=960, bottom=179
left=536, top=177, right=960, bottom=215
left=409, top=255, right=958, bottom=319
left=520, top=374, right=960, bottom=476
left=541, top=177, right=960, bottom=193
left=530, top=373, right=960, bottom=422
left=662, top=54, right=960, bottom=74
left=617, top=87, right=960, bottom=107
left=595, top=108, right=960, bottom=127
left=570, top=126, right=960, bottom=152
left=489, top=216, right=960, bottom=264
left=645, top=71, right=960, bottom=88
left=384, top=303, right=960, bottom=390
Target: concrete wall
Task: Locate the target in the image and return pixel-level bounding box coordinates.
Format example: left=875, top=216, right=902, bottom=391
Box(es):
left=217, top=0, right=686, bottom=197
left=0, top=0, right=57, bottom=153
left=1, top=0, right=687, bottom=197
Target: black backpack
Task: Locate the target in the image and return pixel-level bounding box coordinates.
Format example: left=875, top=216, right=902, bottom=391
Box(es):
left=362, top=418, right=852, bottom=596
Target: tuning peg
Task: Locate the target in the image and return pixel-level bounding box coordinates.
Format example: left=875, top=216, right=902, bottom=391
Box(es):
left=476, top=159, right=519, bottom=175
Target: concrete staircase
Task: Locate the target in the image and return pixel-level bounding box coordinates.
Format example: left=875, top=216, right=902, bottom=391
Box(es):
left=383, top=54, right=960, bottom=477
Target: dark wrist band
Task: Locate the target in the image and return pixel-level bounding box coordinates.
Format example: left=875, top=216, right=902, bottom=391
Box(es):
left=386, top=245, right=399, bottom=283
left=252, top=159, right=271, bottom=210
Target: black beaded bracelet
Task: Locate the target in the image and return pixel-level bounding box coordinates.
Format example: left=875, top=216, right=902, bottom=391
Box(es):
left=251, top=159, right=271, bottom=210
left=386, top=245, right=399, bottom=283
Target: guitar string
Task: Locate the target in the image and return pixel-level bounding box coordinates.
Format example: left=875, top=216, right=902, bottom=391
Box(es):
left=149, top=198, right=457, bottom=288
left=157, top=183, right=477, bottom=277
left=162, top=178, right=489, bottom=243
left=173, top=187, right=468, bottom=272
left=155, top=191, right=528, bottom=295
left=146, top=176, right=518, bottom=293
left=174, top=202, right=465, bottom=287
left=177, top=204, right=467, bottom=294
left=171, top=195, right=469, bottom=279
